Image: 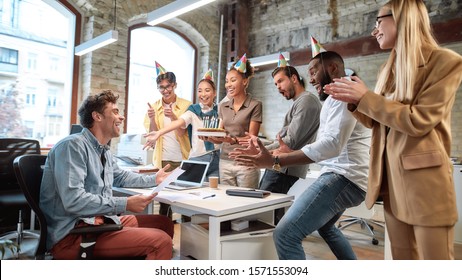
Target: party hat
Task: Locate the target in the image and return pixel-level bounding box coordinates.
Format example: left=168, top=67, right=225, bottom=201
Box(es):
left=310, top=36, right=327, bottom=58
left=202, top=69, right=214, bottom=82
left=277, top=52, right=290, bottom=67
left=233, top=53, right=247, bottom=73
left=155, top=61, right=167, bottom=76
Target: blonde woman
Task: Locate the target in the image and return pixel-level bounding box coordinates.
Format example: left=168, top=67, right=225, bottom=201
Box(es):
left=325, top=0, right=462, bottom=259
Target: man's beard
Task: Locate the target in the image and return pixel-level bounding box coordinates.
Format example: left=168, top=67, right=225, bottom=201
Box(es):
left=286, top=83, right=296, bottom=100
left=318, top=72, right=332, bottom=101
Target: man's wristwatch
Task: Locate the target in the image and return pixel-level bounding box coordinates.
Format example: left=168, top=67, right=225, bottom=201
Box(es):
left=272, top=156, right=281, bottom=172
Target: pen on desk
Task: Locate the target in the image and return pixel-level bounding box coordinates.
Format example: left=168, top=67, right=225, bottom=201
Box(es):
left=203, top=194, right=216, bottom=199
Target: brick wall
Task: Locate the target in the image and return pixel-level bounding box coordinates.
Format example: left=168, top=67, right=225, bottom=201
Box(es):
left=69, top=0, right=462, bottom=158
left=247, top=0, right=462, bottom=158
left=69, top=0, right=223, bottom=150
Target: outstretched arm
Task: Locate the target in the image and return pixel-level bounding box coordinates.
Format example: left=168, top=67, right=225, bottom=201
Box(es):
left=144, top=118, right=186, bottom=149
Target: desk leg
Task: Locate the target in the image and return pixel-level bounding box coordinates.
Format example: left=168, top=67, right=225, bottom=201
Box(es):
left=208, top=216, right=221, bottom=260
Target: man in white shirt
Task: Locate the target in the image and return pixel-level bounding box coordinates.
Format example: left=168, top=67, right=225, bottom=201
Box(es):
left=231, top=51, right=371, bottom=260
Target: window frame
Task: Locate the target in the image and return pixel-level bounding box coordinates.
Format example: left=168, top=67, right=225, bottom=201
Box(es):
left=124, top=23, right=198, bottom=134
left=56, top=0, right=81, bottom=127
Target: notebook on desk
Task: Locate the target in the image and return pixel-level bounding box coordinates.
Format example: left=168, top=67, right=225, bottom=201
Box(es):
left=226, top=188, right=271, bottom=198
left=166, top=160, right=210, bottom=190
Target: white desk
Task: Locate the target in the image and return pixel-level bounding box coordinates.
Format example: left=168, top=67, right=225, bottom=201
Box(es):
left=454, top=164, right=462, bottom=244
left=114, top=185, right=293, bottom=259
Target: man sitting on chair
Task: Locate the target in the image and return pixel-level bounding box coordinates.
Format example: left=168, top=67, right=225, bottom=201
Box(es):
left=40, top=90, right=174, bottom=260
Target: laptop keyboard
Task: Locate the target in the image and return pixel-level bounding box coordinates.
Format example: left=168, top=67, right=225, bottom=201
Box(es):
left=170, top=182, right=194, bottom=188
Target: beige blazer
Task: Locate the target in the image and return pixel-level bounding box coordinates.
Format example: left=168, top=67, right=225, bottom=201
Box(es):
left=352, top=47, right=462, bottom=226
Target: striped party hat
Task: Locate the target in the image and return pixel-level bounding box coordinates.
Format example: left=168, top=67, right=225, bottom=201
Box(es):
left=233, top=53, right=247, bottom=73
left=202, top=69, right=214, bottom=82
left=278, top=52, right=290, bottom=67
left=155, top=61, right=167, bottom=76
left=310, top=36, right=327, bottom=58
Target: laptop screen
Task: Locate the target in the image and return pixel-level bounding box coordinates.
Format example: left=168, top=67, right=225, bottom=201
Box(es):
left=176, top=160, right=209, bottom=185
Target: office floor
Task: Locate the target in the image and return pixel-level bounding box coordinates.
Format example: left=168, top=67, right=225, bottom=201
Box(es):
left=171, top=220, right=386, bottom=260
left=172, top=219, right=462, bottom=260
left=4, top=221, right=461, bottom=260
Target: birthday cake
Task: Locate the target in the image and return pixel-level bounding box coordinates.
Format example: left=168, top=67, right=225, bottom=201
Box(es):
left=197, top=128, right=226, bottom=137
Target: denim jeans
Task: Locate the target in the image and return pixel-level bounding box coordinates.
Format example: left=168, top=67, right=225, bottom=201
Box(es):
left=273, top=172, right=366, bottom=260
left=189, top=150, right=220, bottom=181
left=259, top=169, right=300, bottom=224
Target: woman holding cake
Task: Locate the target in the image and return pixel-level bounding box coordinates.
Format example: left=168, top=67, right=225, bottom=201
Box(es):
left=206, top=54, right=263, bottom=188
left=144, top=70, right=220, bottom=179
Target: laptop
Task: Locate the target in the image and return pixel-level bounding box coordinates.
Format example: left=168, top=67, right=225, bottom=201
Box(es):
left=166, top=160, right=210, bottom=190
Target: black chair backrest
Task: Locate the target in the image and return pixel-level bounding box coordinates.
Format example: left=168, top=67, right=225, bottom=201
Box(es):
left=13, top=154, right=48, bottom=259
left=0, top=138, right=40, bottom=189
left=70, top=124, right=83, bottom=135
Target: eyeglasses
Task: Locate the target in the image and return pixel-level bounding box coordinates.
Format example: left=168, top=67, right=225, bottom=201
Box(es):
left=374, top=14, right=393, bottom=29
left=157, top=84, right=173, bottom=92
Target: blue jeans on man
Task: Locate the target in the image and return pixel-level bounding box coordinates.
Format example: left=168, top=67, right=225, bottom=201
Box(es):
left=273, top=172, right=365, bottom=260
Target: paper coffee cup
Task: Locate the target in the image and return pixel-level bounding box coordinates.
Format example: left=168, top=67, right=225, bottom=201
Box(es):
left=209, top=176, right=219, bottom=188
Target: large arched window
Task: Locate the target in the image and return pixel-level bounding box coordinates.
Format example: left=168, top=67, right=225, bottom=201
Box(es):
left=126, top=26, right=196, bottom=134
left=0, top=0, right=77, bottom=148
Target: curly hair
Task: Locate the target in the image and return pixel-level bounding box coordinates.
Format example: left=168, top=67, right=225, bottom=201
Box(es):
left=78, top=90, right=119, bottom=128
left=229, top=58, right=255, bottom=79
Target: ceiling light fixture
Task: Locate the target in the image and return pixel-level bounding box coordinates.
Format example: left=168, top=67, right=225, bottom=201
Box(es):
left=75, top=0, right=119, bottom=56
left=75, top=30, right=118, bottom=56
left=147, top=0, right=216, bottom=26
left=227, top=52, right=291, bottom=68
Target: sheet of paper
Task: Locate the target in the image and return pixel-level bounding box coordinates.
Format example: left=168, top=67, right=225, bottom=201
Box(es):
left=150, top=168, right=185, bottom=194
left=155, top=191, right=217, bottom=203
left=187, top=191, right=217, bottom=199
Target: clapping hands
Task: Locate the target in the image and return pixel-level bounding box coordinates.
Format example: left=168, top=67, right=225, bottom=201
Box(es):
left=229, top=133, right=291, bottom=169
left=323, top=76, right=369, bottom=105
left=229, top=134, right=271, bottom=168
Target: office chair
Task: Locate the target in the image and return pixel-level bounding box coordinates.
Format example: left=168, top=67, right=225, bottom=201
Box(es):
left=337, top=202, right=385, bottom=245
left=70, top=124, right=83, bottom=134
left=0, top=138, right=41, bottom=253
left=13, top=154, right=123, bottom=259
